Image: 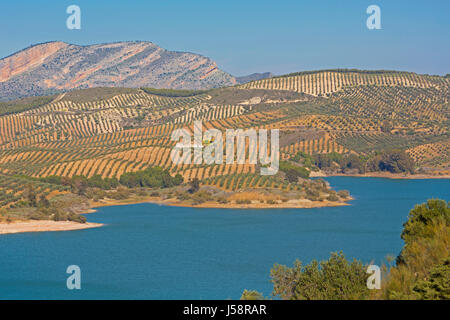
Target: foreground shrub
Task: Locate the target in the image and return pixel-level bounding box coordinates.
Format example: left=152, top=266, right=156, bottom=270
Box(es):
left=270, top=252, right=370, bottom=300
left=240, top=290, right=265, bottom=300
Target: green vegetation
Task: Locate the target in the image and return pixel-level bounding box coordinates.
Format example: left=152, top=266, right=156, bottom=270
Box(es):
left=270, top=252, right=370, bottom=300
left=382, top=199, right=449, bottom=299
left=279, top=161, right=310, bottom=182
left=291, top=151, right=314, bottom=167
left=61, top=87, right=137, bottom=103
left=0, top=95, right=55, bottom=115
left=188, top=178, right=200, bottom=193
left=40, top=175, right=119, bottom=195
left=276, top=68, right=406, bottom=79
left=1, top=167, right=185, bottom=223
left=0, top=70, right=447, bottom=219
left=367, top=150, right=415, bottom=174
left=40, top=167, right=184, bottom=195
left=302, top=150, right=415, bottom=174
left=240, top=290, right=265, bottom=300
left=412, top=258, right=449, bottom=300
left=2, top=183, right=87, bottom=223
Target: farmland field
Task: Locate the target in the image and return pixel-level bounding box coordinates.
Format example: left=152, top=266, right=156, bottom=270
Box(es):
left=0, top=70, right=448, bottom=209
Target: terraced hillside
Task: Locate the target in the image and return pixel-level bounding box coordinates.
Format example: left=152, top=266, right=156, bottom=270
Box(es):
left=0, top=69, right=448, bottom=208
left=240, top=69, right=448, bottom=96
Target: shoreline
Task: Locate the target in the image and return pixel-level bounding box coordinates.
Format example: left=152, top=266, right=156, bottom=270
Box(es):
left=90, top=196, right=351, bottom=210
left=0, top=220, right=103, bottom=235
left=3, top=173, right=445, bottom=235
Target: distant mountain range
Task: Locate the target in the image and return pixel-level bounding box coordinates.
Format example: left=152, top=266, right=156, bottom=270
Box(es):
left=0, top=41, right=273, bottom=101
left=235, top=72, right=274, bottom=84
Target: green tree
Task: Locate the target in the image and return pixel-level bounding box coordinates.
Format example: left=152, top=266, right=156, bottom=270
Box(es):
left=400, top=199, right=449, bottom=245
left=188, top=178, right=200, bottom=193
left=285, top=169, right=300, bottom=183
left=270, top=252, right=370, bottom=300
left=24, top=184, right=37, bottom=207
left=383, top=199, right=449, bottom=299
left=71, top=175, right=88, bottom=195
left=38, top=195, right=51, bottom=208
left=341, top=154, right=365, bottom=173
left=280, top=161, right=310, bottom=179
left=381, top=120, right=393, bottom=133
left=240, top=290, right=265, bottom=300
left=367, top=150, right=415, bottom=174
left=119, top=167, right=183, bottom=189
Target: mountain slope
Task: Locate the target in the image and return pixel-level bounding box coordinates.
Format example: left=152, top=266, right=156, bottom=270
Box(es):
left=0, top=69, right=448, bottom=208
left=0, top=41, right=236, bottom=101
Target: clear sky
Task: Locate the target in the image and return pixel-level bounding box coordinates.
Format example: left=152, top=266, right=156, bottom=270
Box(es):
left=0, top=0, right=449, bottom=76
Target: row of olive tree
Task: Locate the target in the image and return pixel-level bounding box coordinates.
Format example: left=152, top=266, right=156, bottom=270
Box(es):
left=294, top=150, right=415, bottom=174
left=39, top=166, right=184, bottom=195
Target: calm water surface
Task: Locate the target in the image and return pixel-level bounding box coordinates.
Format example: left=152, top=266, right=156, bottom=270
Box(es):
left=0, top=177, right=448, bottom=299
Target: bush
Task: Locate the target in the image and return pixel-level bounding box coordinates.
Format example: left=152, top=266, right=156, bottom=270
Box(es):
left=314, top=152, right=343, bottom=169
left=285, top=169, right=300, bottom=183
left=136, top=189, right=148, bottom=197
left=337, top=190, right=350, bottom=199
left=367, top=150, right=415, bottom=174
left=109, top=187, right=131, bottom=200
left=400, top=199, right=449, bottom=245
left=67, top=213, right=87, bottom=224
left=85, top=188, right=106, bottom=200
left=216, top=197, right=229, bottom=204
left=88, top=175, right=119, bottom=190
left=280, top=161, right=310, bottom=181
left=412, top=258, right=450, bottom=300
left=327, top=193, right=339, bottom=201
left=188, top=178, right=200, bottom=193
left=141, top=87, right=208, bottom=97
left=191, top=190, right=212, bottom=204
left=383, top=199, right=449, bottom=299
left=240, top=290, right=264, bottom=300
left=120, top=167, right=183, bottom=189
left=52, top=211, right=67, bottom=221
left=28, top=212, right=48, bottom=220
left=292, top=151, right=314, bottom=167
left=270, top=252, right=370, bottom=300
left=306, top=188, right=320, bottom=201
left=39, top=175, right=63, bottom=185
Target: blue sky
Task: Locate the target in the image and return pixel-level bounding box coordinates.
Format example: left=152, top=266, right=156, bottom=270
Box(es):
left=0, top=0, right=448, bottom=76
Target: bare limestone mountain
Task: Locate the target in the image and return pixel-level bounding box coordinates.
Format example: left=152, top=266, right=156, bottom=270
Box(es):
left=0, top=41, right=236, bottom=101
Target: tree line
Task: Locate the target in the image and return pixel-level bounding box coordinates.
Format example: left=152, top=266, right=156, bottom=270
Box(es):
left=39, top=166, right=184, bottom=195
left=140, top=87, right=209, bottom=97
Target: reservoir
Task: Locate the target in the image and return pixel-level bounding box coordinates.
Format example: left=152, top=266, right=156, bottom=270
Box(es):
left=0, top=177, right=448, bottom=299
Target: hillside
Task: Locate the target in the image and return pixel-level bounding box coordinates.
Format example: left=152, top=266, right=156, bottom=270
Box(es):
left=0, top=41, right=236, bottom=101
left=236, top=72, right=273, bottom=84
left=0, top=69, right=448, bottom=211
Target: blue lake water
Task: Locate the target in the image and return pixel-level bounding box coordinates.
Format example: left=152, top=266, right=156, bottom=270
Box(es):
left=0, top=177, right=449, bottom=299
